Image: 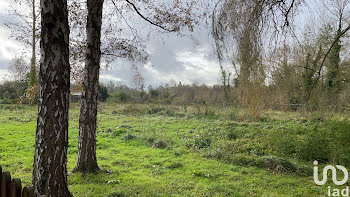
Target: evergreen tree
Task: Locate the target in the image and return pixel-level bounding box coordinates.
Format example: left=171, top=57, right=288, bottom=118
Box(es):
left=98, top=84, right=109, bottom=102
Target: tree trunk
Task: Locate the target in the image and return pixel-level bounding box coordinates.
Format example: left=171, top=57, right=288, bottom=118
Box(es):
left=74, top=0, right=104, bottom=173
left=29, top=0, right=37, bottom=87
left=32, top=0, right=71, bottom=196
left=31, top=0, right=36, bottom=71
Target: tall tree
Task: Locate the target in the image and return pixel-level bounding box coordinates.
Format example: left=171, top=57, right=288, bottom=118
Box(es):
left=32, top=0, right=72, bottom=195
left=326, top=26, right=342, bottom=91
left=211, top=0, right=298, bottom=117
left=6, top=0, right=40, bottom=87
left=74, top=0, right=104, bottom=173
left=302, top=46, right=322, bottom=102
left=303, top=0, right=350, bottom=102
left=74, top=0, right=203, bottom=174
left=28, top=0, right=38, bottom=87
left=323, top=0, right=350, bottom=92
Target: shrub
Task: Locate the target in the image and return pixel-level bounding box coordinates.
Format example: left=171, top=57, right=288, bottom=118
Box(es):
left=193, top=135, right=211, bottom=149
left=145, top=137, right=155, bottom=146
left=326, top=120, right=350, bottom=164
left=295, top=129, right=330, bottom=162
left=225, top=129, right=238, bottom=140
left=122, top=133, right=137, bottom=140
left=147, top=105, right=165, bottom=114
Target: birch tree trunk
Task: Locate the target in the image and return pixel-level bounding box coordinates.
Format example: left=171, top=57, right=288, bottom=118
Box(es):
left=32, top=0, right=71, bottom=196
left=74, top=0, right=104, bottom=173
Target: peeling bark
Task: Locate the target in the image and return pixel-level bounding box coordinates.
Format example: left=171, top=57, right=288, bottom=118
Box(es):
left=32, top=0, right=71, bottom=196
left=74, top=0, right=104, bottom=173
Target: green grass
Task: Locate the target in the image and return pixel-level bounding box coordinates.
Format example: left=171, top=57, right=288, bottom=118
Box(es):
left=1, top=103, right=347, bottom=196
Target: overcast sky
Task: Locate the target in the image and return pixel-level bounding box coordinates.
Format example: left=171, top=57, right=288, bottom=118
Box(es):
left=0, top=0, right=343, bottom=88
left=0, top=0, right=222, bottom=88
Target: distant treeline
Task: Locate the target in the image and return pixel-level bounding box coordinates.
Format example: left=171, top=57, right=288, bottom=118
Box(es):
left=2, top=76, right=350, bottom=112
left=102, top=78, right=350, bottom=112
left=105, top=82, right=227, bottom=106
left=0, top=80, right=28, bottom=104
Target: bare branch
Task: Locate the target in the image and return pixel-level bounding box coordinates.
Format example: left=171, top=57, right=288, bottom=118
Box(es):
left=112, top=0, right=178, bottom=32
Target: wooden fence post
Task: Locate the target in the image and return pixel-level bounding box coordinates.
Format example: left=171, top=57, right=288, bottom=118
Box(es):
left=0, top=166, right=2, bottom=191
left=22, top=186, right=35, bottom=197
left=0, top=166, right=35, bottom=197
left=1, top=171, right=11, bottom=197
left=10, top=178, right=22, bottom=197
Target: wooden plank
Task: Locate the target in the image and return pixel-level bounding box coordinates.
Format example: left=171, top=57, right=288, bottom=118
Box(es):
left=9, top=181, right=15, bottom=197
left=10, top=178, right=21, bottom=197
left=0, top=166, right=2, bottom=193
left=1, top=171, right=11, bottom=197
left=22, top=186, right=34, bottom=197
left=0, top=167, right=34, bottom=197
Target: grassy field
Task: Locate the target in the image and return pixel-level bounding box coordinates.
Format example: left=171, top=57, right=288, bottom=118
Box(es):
left=1, top=103, right=349, bottom=196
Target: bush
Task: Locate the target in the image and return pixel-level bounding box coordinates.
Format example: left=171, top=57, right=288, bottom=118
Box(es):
left=326, top=120, right=350, bottom=164
left=122, top=133, right=137, bottom=140
left=193, top=135, right=211, bottom=149
left=262, top=119, right=350, bottom=164
left=295, top=128, right=330, bottom=161
left=0, top=81, right=27, bottom=103
left=145, top=137, right=155, bottom=146
left=108, top=91, right=130, bottom=103
left=225, top=129, right=238, bottom=140
left=147, top=105, right=165, bottom=114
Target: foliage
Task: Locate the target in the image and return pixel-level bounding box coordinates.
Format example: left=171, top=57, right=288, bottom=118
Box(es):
left=0, top=103, right=336, bottom=196
left=0, top=81, right=28, bottom=104
left=28, top=64, right=37, bottom=87
left=98, top=84, right=109, bottom=102
left=18, top=84, right=39, bottom=105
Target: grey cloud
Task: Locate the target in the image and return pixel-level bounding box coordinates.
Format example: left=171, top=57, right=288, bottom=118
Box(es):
left=98, top=28, right=220, bottom=87
left=149, top=48, right=185, bottom=73
left=0, top=0, right=221, bottom=88
left=0, top=59, right=10, bottom=70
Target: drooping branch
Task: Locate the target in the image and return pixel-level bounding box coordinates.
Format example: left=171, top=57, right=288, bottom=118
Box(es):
left=283, top=0, right=295, bottom=26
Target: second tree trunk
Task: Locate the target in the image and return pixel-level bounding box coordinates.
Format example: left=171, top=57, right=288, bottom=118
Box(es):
left=74, top=0, right=104, bottom=173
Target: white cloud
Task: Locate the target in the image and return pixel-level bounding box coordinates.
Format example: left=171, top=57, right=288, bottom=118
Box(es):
left=0, top=29, right=24, bottom=61
left=0, top=1, right=9, bottom=14
left=0, top=0, right=31, bottom=64
left=175, top=50, right=220, bottom=85
left=100, top=74, right=122, bottom=82
left=0, top=69, right=12, bottom=83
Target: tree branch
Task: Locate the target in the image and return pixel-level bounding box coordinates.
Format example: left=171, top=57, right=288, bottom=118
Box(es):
left=283, top=0, right=295, bottom=27
left=304, top=25, right=350, bottom=103
left=112, top=0, right=178, bottom=32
